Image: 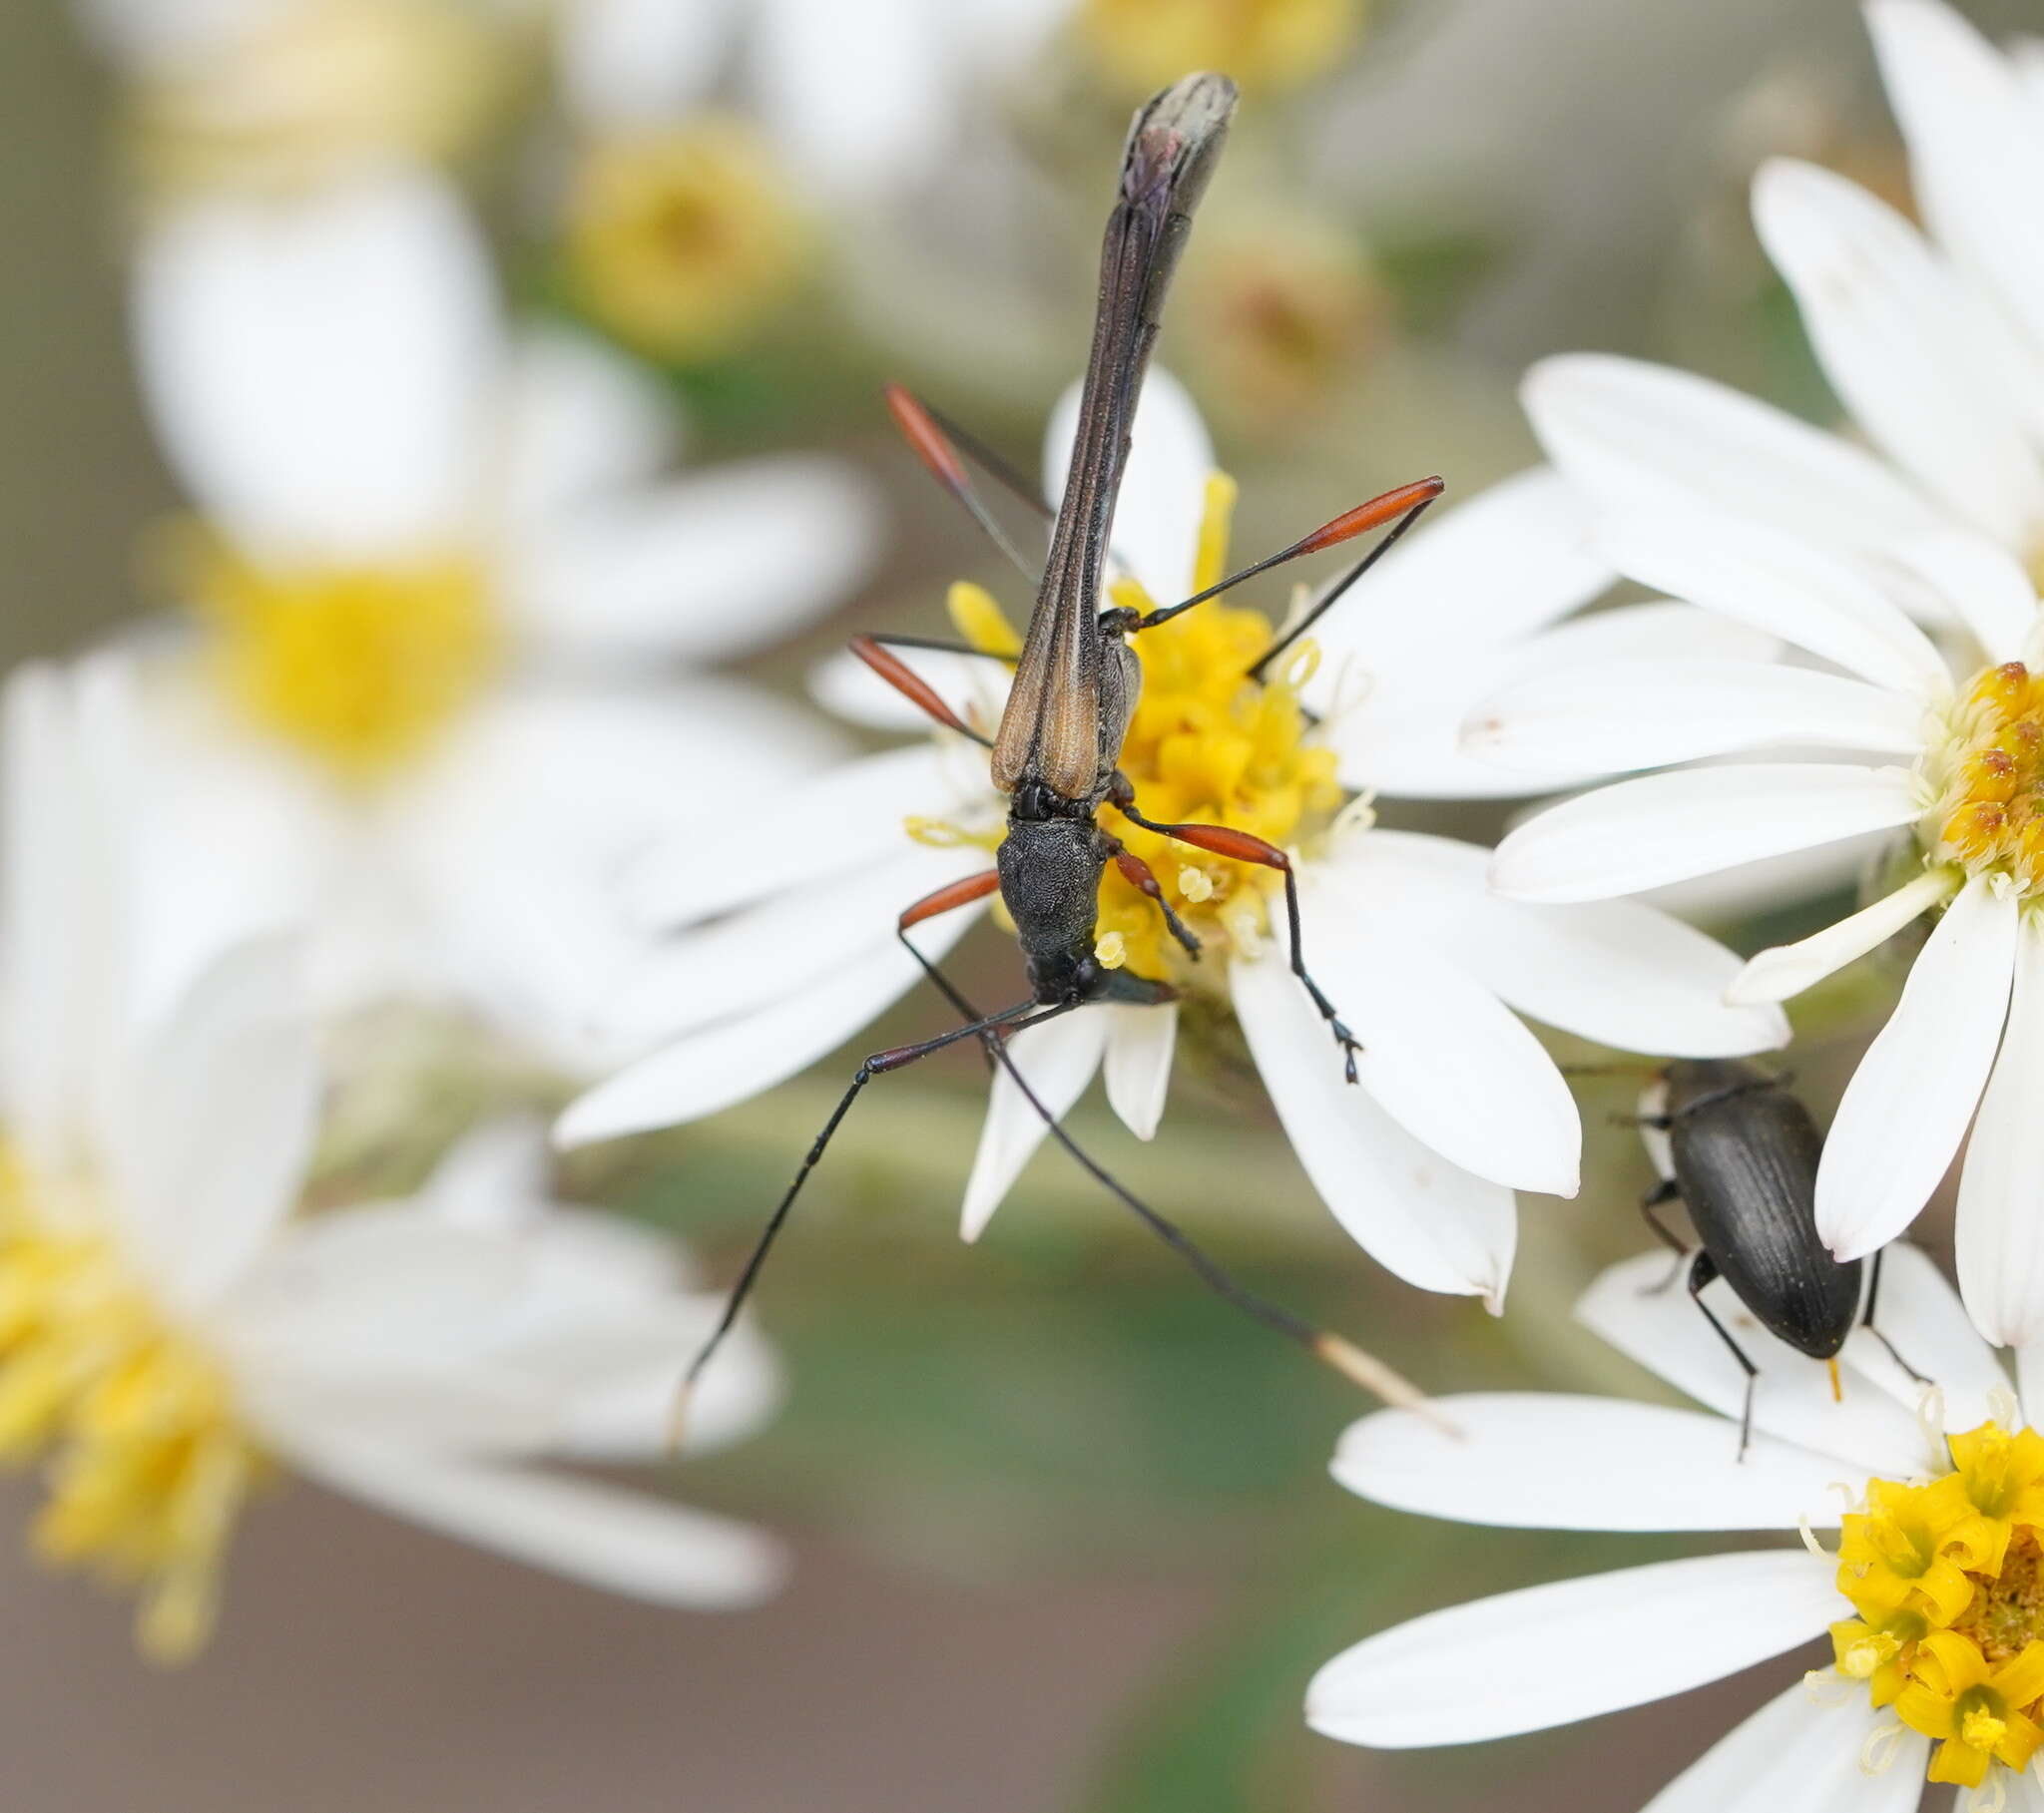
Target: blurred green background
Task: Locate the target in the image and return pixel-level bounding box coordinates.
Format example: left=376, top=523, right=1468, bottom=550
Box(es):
left=1, top=0, right=2029, bottom=1808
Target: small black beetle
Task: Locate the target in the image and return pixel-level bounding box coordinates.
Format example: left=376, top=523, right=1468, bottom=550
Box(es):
left=1635, top=1058, right=1914, bottom=1456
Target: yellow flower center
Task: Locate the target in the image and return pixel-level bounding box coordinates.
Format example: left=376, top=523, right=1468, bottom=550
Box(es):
left=1078, top=0, right=1362, bottom=92
left=1832, top=1421, right=2044, bottom=1789
left=128, top=0, right=516, bottom=201
left=1926, top=662, right=2044, bottom=895
left=942, top=471, right=1347, bottom=991
left=0, top=1144, right=263, bottom=1662
left=179, top=530, right=498, bottom=783
left=565, top=118, right=808, bottom=365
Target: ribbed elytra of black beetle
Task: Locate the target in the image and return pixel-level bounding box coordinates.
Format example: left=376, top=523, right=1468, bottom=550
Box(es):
left=1636, top=1057, right=1899, bottom=1457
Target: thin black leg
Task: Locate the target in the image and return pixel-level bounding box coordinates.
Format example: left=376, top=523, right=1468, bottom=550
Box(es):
left=1638, top=1178, right=1688, bottom=1293
left=1859, top=1247, right=1929, bottom=1384
left=1688, top=1251, right=1760, bottom=1462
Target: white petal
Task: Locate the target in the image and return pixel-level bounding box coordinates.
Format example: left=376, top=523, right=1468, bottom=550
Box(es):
left=754, top=0, right=953, bottom=193
left=1817, top=872, right=2017, bottom=1261
left=1303, top=899, right=1581, bottom=1196
left=419, top=1114, right=553, bottom=1232
left=1576, top=1252, right=1937, bottom=1478
left=0, top=662, right=126, bottom=1171
left=1306, top=1549, right=1836, bottom=1748
left=500, top=326, right=680, bottom=525
left=555, top=923, right=970, bottom=1147
left=1464, top=658, right=1924, bottom=778
left=286, top=1440, right=785, bottom=1607
left=1957, top=911, right=2044, bottom=1346
left=1595, top=510, right=1946, bottom=695
left=1866, top=0, right=2044, bottom=368
left=510, top=455, right=882, bottom=664
left=109, top=934, right=318, bottom=1312
left=1103, top=1002, right=1176, bottom=1141
left=1523, top=352, right=1945, bottom=554
left=620, top=742, right=967, bottom=929
left=959, top=1009, right=1110, bottom=1241
left=1327, top=602, right=1783, bottom=803
left=1490, top=764, right=1921, bottom=904
left=1231, top=955, right=1515, bottom=1305
left=1642, top=1677, right=1927, bottom=1813
left=593, top=842, right=988, bottom=1053
left=1332, top=1394, right=1850, bottom=1532
left=1754, top=158, right=2044, bottom=549
left=1456, top=888, right=1791, bottom=1059
left=1882, top=529, right=2042, bottom=666
left=1045, top=365, right=1212, bottom=605
left=134, top=173, right=496, bottom=557
left=1730, top=870, right=1952, bottom=1006
left=556, top=0, right=734, bottom=123
left=1842, top=1242, right=2010, bottom=1432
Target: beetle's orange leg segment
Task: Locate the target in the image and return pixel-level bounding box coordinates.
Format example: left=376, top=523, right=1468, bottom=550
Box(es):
left=1125, top=811, right=1361, bottom=1083
left=898, top=868, right=1001, bottom=932
left=1108, top=843, right=1200, bottom=959
left=849, top=635, right=991, bottom=747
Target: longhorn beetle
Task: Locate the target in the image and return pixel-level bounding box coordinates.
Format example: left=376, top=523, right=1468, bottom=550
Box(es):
left=679, top=72, right=1447, bottom=1426
left=1635, top=1058, right=1921, bottom=1458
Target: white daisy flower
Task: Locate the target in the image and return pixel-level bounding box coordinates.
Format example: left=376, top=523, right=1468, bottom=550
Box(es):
left=1479, top=2, right=2044, bottom=1345
left=555, top=0, right=1067, bottom=201
left=1308, top=1243, right=2044, bottom=1812
left=74, top=0, right=541, bottom=199
left=0, top=657, right=783, bottom=1660
left=558, top=370, right=1785, bottom=1311
left=128, top=167, right=875, bottom=1071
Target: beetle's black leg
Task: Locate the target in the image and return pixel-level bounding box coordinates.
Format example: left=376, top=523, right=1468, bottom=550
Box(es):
left=1103, top=836, right=1201, bottom=960
left=1860, top=1247, right=1930, bottom=1385
left=1686, top=1251, right=1761, bottom=1461
left=1638, top=1178, right=1689, bottom=1293
left=677, top=992, right=1066, bottom=1420
left=1117, top=801, right=1360, bottom=1082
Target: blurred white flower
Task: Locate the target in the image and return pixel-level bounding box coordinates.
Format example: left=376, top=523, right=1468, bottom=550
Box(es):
left=129, top=169, right=875, bottom=1070
left=0, top=657, right=783, bottom=1660
left=1476, top=0, right=2044, bottom=1346
left=556, top=0, right=1066, bottom=200
left=557, top=371, right=1783, bottom=1312
left=75, top=0, right=540, bottom=198
left=1309, top=1245, right=2044, bottom=1811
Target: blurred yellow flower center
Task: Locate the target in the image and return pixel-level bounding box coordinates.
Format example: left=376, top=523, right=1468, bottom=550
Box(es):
left=1831, top=1421, right=2044, bottom=1789
left=185, top=536, right=498, bottom=783
left=566, top=118, right=807, bottom=364
left=1079, top=0, right=1361, bottom=92
left=945, top=472, right=1344, bottom=988
left=1182, top=218, right=1387, bottom=428
left=1927, top=662, right=2044, bottom=895
left=131, top=0, right=513, bottom=201
left=0, top=1143, right=261, bottom=1663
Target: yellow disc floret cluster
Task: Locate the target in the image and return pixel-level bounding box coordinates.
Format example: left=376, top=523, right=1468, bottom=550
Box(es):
left=1832, top=1421, right=2044, bottom=1789
left=180, top=532, right=498, bottom=783
left=939, top=471, right=1346, bottom=990
left=0, top=1146, right=264, bottom=1663
left=566, top=117, right=807, bottom=364
left=1927, top=662, right=2044, bottom=895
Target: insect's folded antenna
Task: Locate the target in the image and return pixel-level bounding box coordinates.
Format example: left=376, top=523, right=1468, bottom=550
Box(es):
left=1135, top=477, right=1443, bottom=636
left=885, top=384, right=1040, bottom=585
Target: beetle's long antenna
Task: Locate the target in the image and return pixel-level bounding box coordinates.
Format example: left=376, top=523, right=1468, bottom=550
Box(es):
left=923, top=402, right=1054, bottom=523
left=1244, top=489, right=1442, bottom=680
left=886, top=384, right=1040, bottom=585
left=1134, top=479, right=1441, bottom=636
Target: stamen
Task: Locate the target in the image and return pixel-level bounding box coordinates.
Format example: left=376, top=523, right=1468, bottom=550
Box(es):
left=1968, top=1773, right=2009, bottom=1813
left=1178, top=866, right=1215, bottom=903
left=1799, top=1513, right=1833, bottom=1560
left=1861, top=1718, right=1908, bottom=1775
left=1095, top=932, right=1129, bottom=970
left=1829, top=1357, right=1843, bottom=1403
